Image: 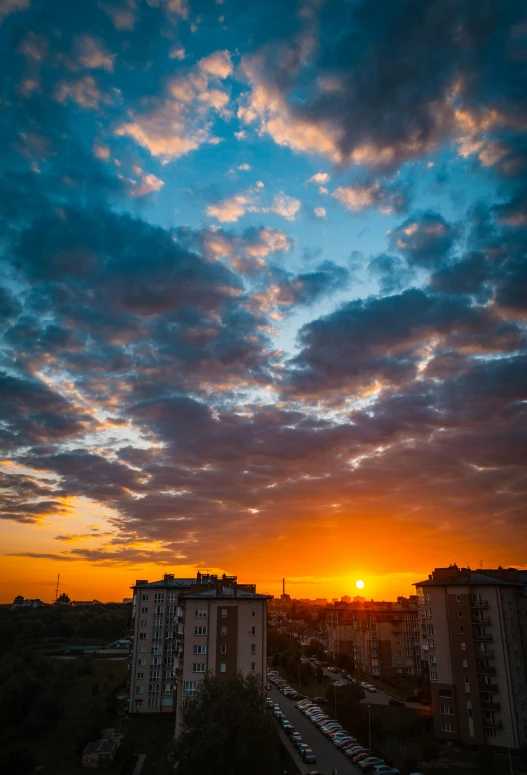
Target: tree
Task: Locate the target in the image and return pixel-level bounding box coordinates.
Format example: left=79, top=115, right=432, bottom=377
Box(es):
left=173, top=673, right=280, bottom=775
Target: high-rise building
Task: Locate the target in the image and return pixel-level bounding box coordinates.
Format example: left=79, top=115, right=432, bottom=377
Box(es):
left=326, top=597, right=421, bottom=678
left=414, top=565, right=527, bottom=750
left=128, top=571, right=270, bottom=727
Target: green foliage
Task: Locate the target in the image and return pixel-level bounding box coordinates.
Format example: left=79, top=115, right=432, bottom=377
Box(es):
left=173, top=673, right=281, bottom=775
left=303, top=638, right=326, bottom=660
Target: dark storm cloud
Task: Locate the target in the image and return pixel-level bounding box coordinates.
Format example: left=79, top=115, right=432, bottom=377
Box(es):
left=389, top=211, right=462, bottom=268
left=284, top=288, right=523, bottom=399
left=0, top=371, right=97, bottom=451
left=241, top=0, right=527, bottom=173
left=367, top=253, right=415, bottom=294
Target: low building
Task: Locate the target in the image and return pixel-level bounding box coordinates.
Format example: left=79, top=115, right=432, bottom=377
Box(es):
left=12, top=595, right=46, bottom=609
left=82, top=740, right=117, bottom=768
left=415, top=565, right=527, bottom=751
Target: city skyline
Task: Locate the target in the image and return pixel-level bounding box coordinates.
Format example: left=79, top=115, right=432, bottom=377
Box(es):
left=1, top=0, right=526, bottom=604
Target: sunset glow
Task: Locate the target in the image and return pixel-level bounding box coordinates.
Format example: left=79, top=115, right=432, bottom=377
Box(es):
left=0, top=0, right=526, bottom=605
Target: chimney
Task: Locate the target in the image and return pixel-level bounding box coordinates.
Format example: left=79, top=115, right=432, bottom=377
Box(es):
left=283, top=578, right=285, bottom=595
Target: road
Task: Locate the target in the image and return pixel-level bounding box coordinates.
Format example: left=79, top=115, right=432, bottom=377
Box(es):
left=269, top=684, right=361, bottom=775
left=317, top=664, right=425, bottom=710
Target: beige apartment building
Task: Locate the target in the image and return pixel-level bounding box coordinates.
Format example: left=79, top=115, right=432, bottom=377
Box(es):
left=128, top=571, right=270, bottom=726
left=415, top=566, right=527, bottom=751
left=327, top=597, right=422, bottom=678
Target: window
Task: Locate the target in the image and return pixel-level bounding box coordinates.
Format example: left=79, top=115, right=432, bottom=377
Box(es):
left=148, top=697, right=159, bottom=707
left=395, top=649, right=401, bottom=656
left=428, top=639, right=435, bottom=649
left=142, top=594, right=149, bottom=601
left=150, top=670, right=160, bottom=680
left=221, top=626, right=227, bottom=636
left=426, top=623, right=434, bottom=635
left=221, top=608, right=228, bottom=618
left=151, top=657, right=161, bottom=666
left=464, top=675, right=470, bottom=685
left=425, top=594, right=432, bottom=604
left=148, top=684, right=159, bottom=696
left=139, top=632, right=147, bottom=640
left=441, top=723, right=455, bottom=732
left=168, top=592, right=177, bottom=601
left=195, top=609, right=207, bottom=618
left=429, top=655, right=437, bottom=666
left=151, top=645, right=160, bottom=655
left=458, top=610, right=463, bottom=618
left=251, top=626, right=256, bottom=635
left=459, top=626, right=464, bottom=634
left=140, top=619, right=148, bottom=627
left=461, top=642, right=466, bottom=651
left=137, top=672, right=144, bottom=680
left=163, top=682, right=173, bottom=694
left=139, top=646, right=146, bottom=653
left=136, top=686, right=144, bottom=694
left=193, top=644, right=207, bottom=655
left=251, top=610, right=256, bottom=618
left=192, top=663, right=206, bottom=672
left=430, top=671, right=438, bottom=680
left=395, top=641, right=401, bottom=646
left=220, top=644, right=226, bottom=654
left=137, top=658, right=145, bottom=666
left=485, top=729, right=497, bottom=739
left=135, top=699, right=143, bottom=708
left=251, top=662, right=256, bottom=672
left=425, top=608, right=432, bottom=619
left=141, top=607, right=148, bottom=614
left=439, top=689, right=452, bottom=698
left=440, top=706, right=454, bottom=715
left=251, top=644, right=256, bottom=654
left=154, top=606, right=163, bottom=616
left=220, top=663, right=226, bottom=673
left=397, top=668, right=403, bottom=674
left=194, top=626, right=207, bottom=636
left=183, top=681, right=197, bottom=697
left=154, top=593, right=164, bottom=603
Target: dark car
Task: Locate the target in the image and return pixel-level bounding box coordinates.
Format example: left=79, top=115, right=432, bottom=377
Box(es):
left=303, top=748, right=317, bottom=763
left=312, top=696, right=327, bottom=704
left=388, top=698, right=405, bottom=706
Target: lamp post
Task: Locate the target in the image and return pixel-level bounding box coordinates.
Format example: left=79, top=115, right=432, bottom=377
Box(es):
left=504, top=731, right=514, bottom=775
left=334, top=684, right=337, bottom=718
left=298, top=661, right=301, bottom=694
left=368, top=704, right=371, bottom=751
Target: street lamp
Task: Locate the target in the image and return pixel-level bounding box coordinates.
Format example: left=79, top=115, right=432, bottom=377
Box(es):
left=504, top=730, right=514, bottom=775
left=368, top=704, right=371, bottom=751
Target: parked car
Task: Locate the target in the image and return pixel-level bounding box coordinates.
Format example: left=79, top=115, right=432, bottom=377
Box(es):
left=266, top=697, right=274, bottom=707
left=372, top=768, right=400, bottom=775
left=303, top=749, right=317, bottom=764
left=353, top=753, right=373, bottom=763
left=359, top=757, right=385, bottom=772
left=312, top=696, right=327, bottom=704
left=388, top=698, right=405, bottom=706
left=291, top=732, right=302, bottom=744
left=332, top=680, right=346, bottom=687
left=366, top=686, right=377, bottom=693
left=297, top=742, right=310, bottom=753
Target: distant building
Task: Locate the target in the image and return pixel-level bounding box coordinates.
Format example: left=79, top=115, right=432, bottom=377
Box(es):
left=12, top=595, right=46, bottom=609
left=415, top=565, right=527, bottom=751
left=341, top=595, right=351, bottom=603
left=54, top=592, right=71, bottom=606
left=72, top=600, right=102, bottom=607
left=129, top=571, right=270, bottom=730
left=327, top=596, right=422, bottom=678
left=122, top=598, right=133, bottom=604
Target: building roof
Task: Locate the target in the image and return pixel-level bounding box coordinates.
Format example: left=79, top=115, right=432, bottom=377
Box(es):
left=184, top=586, right=271, bottom=600
left=415, top=566, right=527, bottom=588
left=83, top=740, right=117, bottom=754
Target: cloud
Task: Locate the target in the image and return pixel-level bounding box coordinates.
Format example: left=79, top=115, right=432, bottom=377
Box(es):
left=389, top=211, right=462, bottom=267
left=206, top=193, right=251, bottom=222
left=116, top=51, right=232, bottom=161
left=73, top=35, right=115, bottom=72
left=0, top=0, right=30, bottom=22
left=98, top=0, right=137, bottom=31
left=131, top=172, right=164, bottom=197
left=238, top=163, right=251, bottom=171
left=332, top=180, right=411, bottom=215
left=269, top=193, right=300, bottom=220
left=308, top=172, right=329, bottom=184
left=54, top=75, right=110, bottom=110
left=313, top=207, right=326, bottom=218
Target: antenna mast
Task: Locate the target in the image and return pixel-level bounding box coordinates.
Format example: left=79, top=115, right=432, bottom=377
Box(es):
left=55, top=573, right=60, bottom=600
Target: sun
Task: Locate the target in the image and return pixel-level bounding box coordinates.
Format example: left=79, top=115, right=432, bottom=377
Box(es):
left=355, top=579, right=365, bottom=589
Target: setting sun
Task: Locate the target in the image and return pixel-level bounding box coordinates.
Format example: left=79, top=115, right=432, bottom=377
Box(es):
left=356, top=579, right=365, bottom=589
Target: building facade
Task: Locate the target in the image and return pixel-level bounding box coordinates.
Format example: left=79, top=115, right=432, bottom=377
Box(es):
left=128, top=572, right=270, bottom=725
left=327, top=597, right=421, bottom=678
left=415, top=566, right=527, bottom=751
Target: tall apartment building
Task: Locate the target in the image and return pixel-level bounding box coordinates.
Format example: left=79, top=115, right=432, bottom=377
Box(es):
left=327, top=597, right=421, bottom=678
left=415, top=566, right=527, bottom=750
left=129, top=571, right=270, bottom=724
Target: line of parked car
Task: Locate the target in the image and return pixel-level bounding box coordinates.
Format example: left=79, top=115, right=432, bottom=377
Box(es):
left=266, top=668, right=400, bottom=775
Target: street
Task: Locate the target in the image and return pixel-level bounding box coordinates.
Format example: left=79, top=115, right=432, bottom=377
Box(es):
left=269, top=684, right=361, bottom=775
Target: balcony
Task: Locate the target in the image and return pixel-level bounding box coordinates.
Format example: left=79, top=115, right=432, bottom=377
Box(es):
left=473, top=632, right=493, bottom=642
left=481, top=701, right=500, bottom=711
left=476, top=666, right=496, bottom=676
left=470, top=599, right=489, bottom=609
left=475, top=649, right=495, bottom=658
left=472, top=616, right=491, bottom=626
left=483, top=719, right=503, bottom=729
left=479, top=683, right=498, bottom=692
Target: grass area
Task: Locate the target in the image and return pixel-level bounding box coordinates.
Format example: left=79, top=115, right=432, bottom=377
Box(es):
left=32, top=657, right=129, bottom=774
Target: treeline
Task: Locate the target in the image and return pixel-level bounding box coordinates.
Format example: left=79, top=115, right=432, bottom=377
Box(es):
left=0, top=602, right=131, bottom=651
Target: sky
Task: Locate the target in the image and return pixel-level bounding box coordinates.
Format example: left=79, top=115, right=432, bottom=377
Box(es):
left=0, top=0, right=526, bottom=604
